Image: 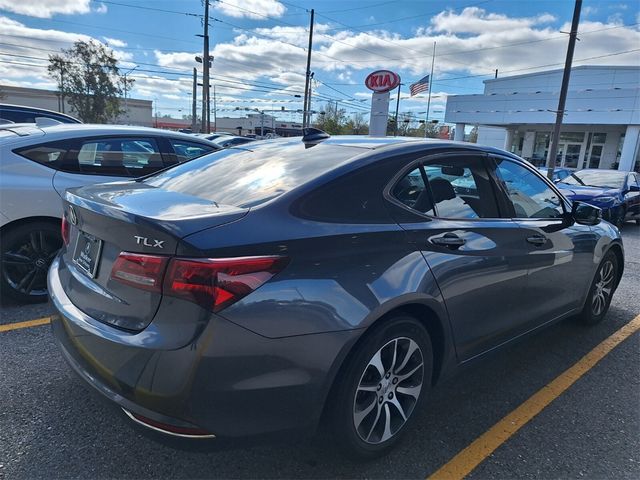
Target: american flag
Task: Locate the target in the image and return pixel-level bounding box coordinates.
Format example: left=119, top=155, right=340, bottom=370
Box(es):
left=410, top=75, right=430, bottom=96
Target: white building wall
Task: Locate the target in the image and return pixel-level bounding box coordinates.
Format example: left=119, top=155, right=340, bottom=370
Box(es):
left=476, top=126, right=507, bottom=149
left=483, top=66, right=640, bottom=94
left=601, top=132, right=621, bottom=169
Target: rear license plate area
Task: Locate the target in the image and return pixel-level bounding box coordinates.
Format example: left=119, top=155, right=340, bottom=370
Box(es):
left=73, top=232, right=103, bottom=278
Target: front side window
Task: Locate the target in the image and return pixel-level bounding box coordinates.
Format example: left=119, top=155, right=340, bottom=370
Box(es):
left=169, top=139, right=216, bottom=163
left=494, top=158, right=564, bottom=219
left=76, top=137, right=163, bottom=176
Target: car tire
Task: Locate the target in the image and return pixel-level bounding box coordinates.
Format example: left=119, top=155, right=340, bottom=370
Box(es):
left=0, top=221, right=61, bottom=304
left=578, top=251, right=618, bottom=326
left=329, top=316, right=433, bottom=459
left=614, top=207, right=626, bottom=229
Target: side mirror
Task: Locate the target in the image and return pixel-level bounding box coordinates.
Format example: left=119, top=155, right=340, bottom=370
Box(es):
left=572, top=201, right=601, bottom=226
left=629, top=184, right=640, bottom=192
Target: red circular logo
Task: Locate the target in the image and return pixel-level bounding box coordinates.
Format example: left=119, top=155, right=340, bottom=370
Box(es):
left=365, top=70, right=401, bottom=93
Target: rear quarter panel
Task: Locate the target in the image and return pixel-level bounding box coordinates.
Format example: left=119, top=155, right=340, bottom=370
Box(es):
left=0, top=149, right=59, bottom=225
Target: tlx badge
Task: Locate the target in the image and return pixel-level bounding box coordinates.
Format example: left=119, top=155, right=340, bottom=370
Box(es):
left=134, top=236, right=165, bottom=248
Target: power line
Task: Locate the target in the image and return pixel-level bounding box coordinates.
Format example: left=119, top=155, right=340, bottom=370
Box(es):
left=93, top=0, right=202, bottom=17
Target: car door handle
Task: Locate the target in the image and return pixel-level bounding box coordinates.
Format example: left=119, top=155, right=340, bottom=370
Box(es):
left=526, top=234, right=547, bottom=246
left=430, top=233, right=466, bottom=249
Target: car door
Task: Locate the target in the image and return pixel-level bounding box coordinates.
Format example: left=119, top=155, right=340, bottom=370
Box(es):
left=624, top=173, right=640, bottom=219
left=488, top=154, right=597, bottom=322
left=390, top=152, right=531, bottom=361
left=52, top=136, right=167, bottom=197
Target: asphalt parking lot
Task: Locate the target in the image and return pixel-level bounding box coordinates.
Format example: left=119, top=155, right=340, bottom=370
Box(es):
left=1, top=226, right=638, bottom=480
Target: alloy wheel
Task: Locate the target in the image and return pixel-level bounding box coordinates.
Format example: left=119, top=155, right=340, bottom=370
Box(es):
left=2, top=230, right=61, bottom=297
left=592, top=259, right=614, bottom=316
left=352, top=337, right=424, bottom=444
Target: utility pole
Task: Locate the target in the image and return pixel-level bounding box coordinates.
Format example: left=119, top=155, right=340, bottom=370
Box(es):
left=212, top=84, right=217, bottom=132
left=394, top=83, right=402, bottom=137
left=302, top=8, right=314, bottom=129
left=546, top=0, right=582, bottom=180
left=201, top=0, right=211, bottom=133
left=192, top=68, right=197, bottom=132
left=305, top=72, right=314, bottom=127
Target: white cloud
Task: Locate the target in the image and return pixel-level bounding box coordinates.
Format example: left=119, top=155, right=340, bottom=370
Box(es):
left=213, top=0, right=286, bottom=20
left=95, top=2, right=107, bottom=14
left=103, top=37, right=127, bottom=48
left=0, top=0, right=91, bottom=18
left=426, top=7, right=556, bottom=35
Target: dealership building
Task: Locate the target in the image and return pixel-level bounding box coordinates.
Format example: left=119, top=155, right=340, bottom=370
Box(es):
left=0, top=85, right=153, bottom=126
left=444, top=65, right=640, bottom=172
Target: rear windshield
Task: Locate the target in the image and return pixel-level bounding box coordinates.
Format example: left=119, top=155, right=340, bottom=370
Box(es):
left=145, top=139, right=359, bottom=208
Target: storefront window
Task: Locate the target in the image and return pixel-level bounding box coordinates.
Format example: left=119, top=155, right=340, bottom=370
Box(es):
left=592, top=133, right=607, bottom=144
left=559, top=132, right=585, bottom=143
left=532, top=132, right=550, bottom=166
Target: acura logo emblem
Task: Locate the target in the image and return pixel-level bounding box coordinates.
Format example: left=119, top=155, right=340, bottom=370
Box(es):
left=68, top=206, right=78, bottom=225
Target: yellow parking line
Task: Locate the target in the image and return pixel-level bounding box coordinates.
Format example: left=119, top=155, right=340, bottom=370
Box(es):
left=0, top=316, right=51, bottom=332
left=428, top=313, right=640, bottom=480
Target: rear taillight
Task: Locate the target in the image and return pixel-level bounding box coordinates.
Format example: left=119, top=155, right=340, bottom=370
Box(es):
left=61, top=216, right=70, bottom=246
left=163, top=256, right=288, bottom=312
left=110, top=253, right=169, bottom=293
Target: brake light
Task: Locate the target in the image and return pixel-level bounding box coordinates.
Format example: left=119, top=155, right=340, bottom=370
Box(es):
left=163, top=256, right=288, bottom=312
left=61, top=216, right=70, bottom=246
left=111, top=253, right=169, bottom=293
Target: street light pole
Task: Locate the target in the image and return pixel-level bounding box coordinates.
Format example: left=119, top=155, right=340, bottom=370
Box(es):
left=191, top=68, right=197, bottom=132
left=123, top=65, right=138, bottom=122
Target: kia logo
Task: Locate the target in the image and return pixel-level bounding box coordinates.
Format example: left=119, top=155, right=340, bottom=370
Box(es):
left=365, top=70, right=401, bottom=93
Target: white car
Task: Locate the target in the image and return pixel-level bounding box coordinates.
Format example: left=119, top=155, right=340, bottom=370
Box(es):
left=0, top=123, right=220, bottom=303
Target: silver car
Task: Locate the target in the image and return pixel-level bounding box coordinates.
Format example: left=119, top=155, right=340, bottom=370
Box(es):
left=0, top=123, right=219, bottom=303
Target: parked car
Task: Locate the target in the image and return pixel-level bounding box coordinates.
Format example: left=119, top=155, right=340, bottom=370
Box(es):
left=193, top=132, right=234, bottom=141
left=0, top=104, right=81, bottom=125
left=0, top=123, right=220, bottom=303
left=211, top=135, right=256, bottom=148
left=556, top=169, right=640, bottom=228
left=48, top=134, right=623, bottom=458
left=537, top=166, right=573, bottom=183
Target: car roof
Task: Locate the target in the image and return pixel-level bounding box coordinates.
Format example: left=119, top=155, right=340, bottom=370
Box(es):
left=0, top=123, right=219, bottom=147
left=0, top=103, right=81, bottom=123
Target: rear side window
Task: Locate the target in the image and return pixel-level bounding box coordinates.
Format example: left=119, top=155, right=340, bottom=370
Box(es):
left=422, top=157, right=499, bottom=219
left=393, top=167, right=435, bottom=216
left=76, top=138, right=163, bottom=176
left=14, top=143, right=69, bottom=169
left=169, top=139, right=216, bottom=162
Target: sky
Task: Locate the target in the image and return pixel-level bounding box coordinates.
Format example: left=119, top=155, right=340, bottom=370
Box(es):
left=0, top=0, right=638, bottom=124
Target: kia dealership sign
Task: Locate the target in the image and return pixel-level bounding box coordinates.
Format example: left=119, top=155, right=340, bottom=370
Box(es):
left=365, top=70, right=401, bottom=93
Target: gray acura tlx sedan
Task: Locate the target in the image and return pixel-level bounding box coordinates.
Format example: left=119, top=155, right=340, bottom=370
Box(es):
left=49, top=134, right=623, bottom=458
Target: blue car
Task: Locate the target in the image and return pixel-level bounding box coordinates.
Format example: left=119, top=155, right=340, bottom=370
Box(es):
left=538, top=167, right=573, bottom=183
left=557, top=169, right=640, bottom=228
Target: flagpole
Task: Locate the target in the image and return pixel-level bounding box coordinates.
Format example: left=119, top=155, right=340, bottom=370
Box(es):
left=424, top=41, right=436, bottom=138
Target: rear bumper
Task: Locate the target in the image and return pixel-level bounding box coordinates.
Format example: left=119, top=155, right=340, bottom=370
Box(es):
left=48, top=255, right=360, bottom=438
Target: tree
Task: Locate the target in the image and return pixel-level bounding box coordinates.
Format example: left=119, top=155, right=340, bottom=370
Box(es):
left=468, top=125, right=479, bottom=143
left=313, top=101, right=347, bottom=134
left=343, top=112, right=368, bottom=135
left=48, top=40, right=132, bottom=123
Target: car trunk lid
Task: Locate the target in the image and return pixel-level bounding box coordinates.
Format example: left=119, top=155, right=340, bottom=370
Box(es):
left=59, top=181, right=247, bottom=331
